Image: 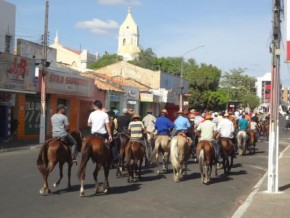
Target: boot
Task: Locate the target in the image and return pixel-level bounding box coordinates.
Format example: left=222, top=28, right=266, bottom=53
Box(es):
left=71, top=145, right=78, bottom=164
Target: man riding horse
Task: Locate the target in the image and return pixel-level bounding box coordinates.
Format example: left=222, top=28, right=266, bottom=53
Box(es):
left=196, top=114, right=221, bottom=168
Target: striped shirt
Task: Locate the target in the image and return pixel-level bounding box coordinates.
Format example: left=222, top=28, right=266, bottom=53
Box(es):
left=128, top=120, right=144, bottom=139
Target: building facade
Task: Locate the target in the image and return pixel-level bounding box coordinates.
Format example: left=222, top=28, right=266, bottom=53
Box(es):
left=256, top=72, right=271, bottom=106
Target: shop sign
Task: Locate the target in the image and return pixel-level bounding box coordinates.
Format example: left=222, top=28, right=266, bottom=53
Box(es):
left=128, top=101, right=136, bottom=105
left=0, top=93, right=15, bottom=106
left=25, top=96, right=41, bottom=135
left=46, top=70, right=94, bottom=97
left=140, top=93, right=153, bottom=102
left=0, top=53, right=37, bottom=93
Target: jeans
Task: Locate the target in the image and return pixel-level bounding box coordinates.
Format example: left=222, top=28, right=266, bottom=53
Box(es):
left=65, top=133, right=77, bottom=158
left=211, top=140, right=220, bottom=160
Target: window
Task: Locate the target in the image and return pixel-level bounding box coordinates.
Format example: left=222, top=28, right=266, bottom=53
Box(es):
left=5, top=35, right=12, bottom=53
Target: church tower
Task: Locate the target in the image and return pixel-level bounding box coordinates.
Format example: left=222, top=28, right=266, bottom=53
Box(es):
left=118, top=7, right=141, bottom=61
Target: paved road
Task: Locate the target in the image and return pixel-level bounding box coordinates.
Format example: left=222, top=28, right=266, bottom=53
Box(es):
left=0, top=124, right=289, bottom=218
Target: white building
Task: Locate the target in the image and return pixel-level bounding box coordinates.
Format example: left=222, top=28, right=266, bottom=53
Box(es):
left=0, top=0, right=16, bottom=54
left=117, top=7, right=141, bottom=61
left=256, top=72, right=271, bottom=105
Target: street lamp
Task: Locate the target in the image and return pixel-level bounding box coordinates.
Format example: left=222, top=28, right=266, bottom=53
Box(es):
left=179, top=44, right=205, bottom=111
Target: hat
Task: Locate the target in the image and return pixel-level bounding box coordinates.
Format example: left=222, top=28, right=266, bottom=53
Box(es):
left=128, top=108, right=134, bottom=114
left=224, top=113, right=229, bottom=117
left=57, top=104, right=67, bottom=110
left=147, top=108, right=153, bottom=113
left=204, top=114, right=212, bottom=120
left=177, top=110, right=184, bottom=115
left=122, top=108, right=128, bottom=114
left=161, top=109, right=168, bottom=114
left=132, top=114, right=141, bottom=119
left=190, top=109, right=196, bottom=113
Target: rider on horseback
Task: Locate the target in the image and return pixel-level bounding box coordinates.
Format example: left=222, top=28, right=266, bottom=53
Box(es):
left=51, top=104, right=78, bottom=162
left=88, top=100, right=113, bottom=143
left=196, top=114, right=221, bottom=167
left=173, top=110, right=191, bottom=136
left=155, top=109, right=175, bottom=136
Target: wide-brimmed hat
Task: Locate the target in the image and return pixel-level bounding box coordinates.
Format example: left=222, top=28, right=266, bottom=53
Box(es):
left=122, top=108, right=128, bottom=114
left=147, top=108, right=153, bottom=113
left=224, top=113, right=229, bottom=117
left=204, top=114, right=212, bottom=120
left=132, top=114, right=141, bottom=119
left=57, top=104, right=67, bottom=110
left=161, top=109, right=168, bottom=114
left=177, top=110, right=184, bottom=115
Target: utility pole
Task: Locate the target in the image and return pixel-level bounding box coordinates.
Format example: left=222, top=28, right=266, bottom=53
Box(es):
left=39, top=0, right=49, bottom=144
left=268, top=0, right=281, bottom=193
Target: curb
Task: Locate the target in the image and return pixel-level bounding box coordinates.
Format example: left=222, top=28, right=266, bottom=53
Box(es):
left=0, top=144, right=41, bottom=153
left=231, top=143, right=290, bottom=218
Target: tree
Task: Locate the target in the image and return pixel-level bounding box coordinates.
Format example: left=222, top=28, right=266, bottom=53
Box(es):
left=241, top=94, right=260, bottom=109
left=89, top=53, right=123, bottom=69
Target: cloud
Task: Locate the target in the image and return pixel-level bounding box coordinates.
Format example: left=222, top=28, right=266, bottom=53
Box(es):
left=97, top=0, right=141, bottom=6
left=75, top=19, right=119, bottom=35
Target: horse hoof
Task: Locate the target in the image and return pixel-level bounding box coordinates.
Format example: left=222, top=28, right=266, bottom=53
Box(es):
left=39, top=189, right=47, bottom=195
left=103, top=188, right=108, bottom=193
left=53, top=183, right=58, bottom=187
left=157, top=170, right=161, bottom=174
left=80, top=192, right=85, bottom=197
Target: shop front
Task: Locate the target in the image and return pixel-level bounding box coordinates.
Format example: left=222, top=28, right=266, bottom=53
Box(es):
left=139, top=92, right=160, bottom=117
left=123, top=86, right=140, bottom=114
left=0, top=53, right=38, bottom=141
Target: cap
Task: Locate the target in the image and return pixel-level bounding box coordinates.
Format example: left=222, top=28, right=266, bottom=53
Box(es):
left=205, top=114, right=212, bottom=120
left=122, top=108, right=128, bottom=114
left=161, top=109, right=168, bottom=114
left=132, top=114, right=141, bottom=119
left=57, top=104, right=67, bottom=110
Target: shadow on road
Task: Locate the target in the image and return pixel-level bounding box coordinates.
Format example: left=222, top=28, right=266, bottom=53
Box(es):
left=139, top=174, right=166, bottom=182
left=181, top=172, right=200, bottom=181
left=279, top=183, right=290, bottom=191
left=232, top=163, right=243, bottom=168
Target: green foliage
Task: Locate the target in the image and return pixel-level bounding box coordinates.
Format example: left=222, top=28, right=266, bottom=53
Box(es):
left=88, top=53, right=123, bottom=69
left=241, top=94, right=260, bottom=109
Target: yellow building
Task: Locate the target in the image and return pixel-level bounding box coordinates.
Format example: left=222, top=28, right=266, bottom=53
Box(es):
left=118, top=7, right=141, bottom=61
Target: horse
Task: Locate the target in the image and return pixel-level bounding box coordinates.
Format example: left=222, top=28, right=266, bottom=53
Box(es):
left=78, top=135, right=112, bottom=197
left=170, top=133, right=192, bottom=182
left=36, top=130, right=83, bottom=195
left=115, top=133, right=130, bottom=177
left=151, top=135, right=171, bottom=174
left=196, top=140, right=217, bottom=184
left=125, top=140, right=145, bottom=183
left=237, top=130, right=248, bottom=156
left=262, top=121, right=269, bottom=141
left=145, top=131, right=155, bottom=165
left=218, top=137, right=235, bottom=175
left=248, top=130, right=256, bottom=154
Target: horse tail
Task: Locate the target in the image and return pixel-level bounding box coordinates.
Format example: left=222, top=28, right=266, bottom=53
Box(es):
left=170, top=137, right=180, bottom=170
left=199, top=148, right=205, bottom=174
left=77, top=142, right=91, bottom=180
left=36, top=140, right=50, bottom=174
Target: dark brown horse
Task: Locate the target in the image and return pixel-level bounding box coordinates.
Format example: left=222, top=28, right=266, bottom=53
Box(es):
left=196, top=140, right=217, bottom=184
left=262, top=121, right=269, bottom=141
left=37, top=130, right=82, bottom=195
left=248, top=130, right=256, bottom=154
left=115, top=133, right=130, bottom=177
left=218, top=137, right=235, bottom=175
left=78, top=135, right=112, bottom=197
left=125, top=140, right=145, bottom=183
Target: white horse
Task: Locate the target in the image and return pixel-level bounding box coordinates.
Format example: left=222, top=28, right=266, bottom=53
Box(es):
left=151, top=135, right=171, bottom=174
left=237, top=130, right=247, bottom=155
left=170, top=134, right=192, bottom=182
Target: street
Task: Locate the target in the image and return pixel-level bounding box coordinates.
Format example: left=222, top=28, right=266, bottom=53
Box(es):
left=0, top=125, right=289, bottom=218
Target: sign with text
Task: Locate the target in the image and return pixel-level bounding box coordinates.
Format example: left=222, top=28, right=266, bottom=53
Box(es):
left=140, top=93, right=153, bottom=102
left=25, top=95, right=41, bottom=135
left=46, top=70, right=94, bottom=97
left=0, top=53, right=37, bottom=93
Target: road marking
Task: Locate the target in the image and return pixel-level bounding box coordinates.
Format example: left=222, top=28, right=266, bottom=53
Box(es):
left=232, top=144, right=290, bottom=218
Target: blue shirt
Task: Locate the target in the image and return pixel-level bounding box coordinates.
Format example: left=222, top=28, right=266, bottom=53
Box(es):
left=155, top=115, right=174, bottom=135
left=174, top=116, right=191, bottom=131
left=238, top=118, right=248, bottom=131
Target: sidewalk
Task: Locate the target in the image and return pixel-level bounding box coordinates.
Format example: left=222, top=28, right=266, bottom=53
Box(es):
left=0, top=139, right=40, bottom=153
left=232, top=144, right=290, bottom=218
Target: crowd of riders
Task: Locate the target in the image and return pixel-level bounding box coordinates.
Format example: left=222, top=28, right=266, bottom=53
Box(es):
left=51, top=100, right=270, bottom=167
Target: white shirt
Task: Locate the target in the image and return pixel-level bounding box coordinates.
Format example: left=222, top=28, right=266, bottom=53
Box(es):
left=142, top=114, right=156, bottom=132
left=217, top=118, right=234, bottom=138
left=250, top=121, right=257, bottom=130
left=88, top=110, right=109, bottom=134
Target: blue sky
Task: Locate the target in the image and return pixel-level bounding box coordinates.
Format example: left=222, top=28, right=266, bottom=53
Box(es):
left=6, top=0, right=290, bottom=86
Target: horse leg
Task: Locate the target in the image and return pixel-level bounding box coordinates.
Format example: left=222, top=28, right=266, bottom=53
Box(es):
left=79, top=167, right=86, bottom=197
left=229, top=155, right=234, bottom=173
left=103, top=163, right=110, bottom=193
left=42, top=161, right=56, bottom=194
left=53, top=162, right=64, bottom=188
left=222, top=157, right=226, bottom=175
left=138, top=158, right=143, bottom=180
left=93, top=164, right=101, bottom=194
left=204, top=165, right=208, bottom=184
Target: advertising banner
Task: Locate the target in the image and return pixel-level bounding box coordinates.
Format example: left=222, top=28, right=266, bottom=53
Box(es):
left=140, top=93, right=153, bottom=102
left=0, top=53, right=37, bottom=93
left=46, top=69, right=94, bottom=97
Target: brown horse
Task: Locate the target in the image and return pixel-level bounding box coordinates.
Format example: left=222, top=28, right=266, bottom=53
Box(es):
left=218, top=137, right=235, bottom=175
left=115, top=133, right=130, bottom=177
left=78, top=135, right=112, bottom=197
left=151, top=135, right=171, bottom=174
left=196, top=140, right=217, bottom=184
left=248, top=130, right=256, bottom=154
left=170, top=133, right=192, bottom=182
left=262, top=122, right=269, bottom=141
left=37, top=130, right=82, bottom=195
left=125, top=140, right=145, bottom=183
